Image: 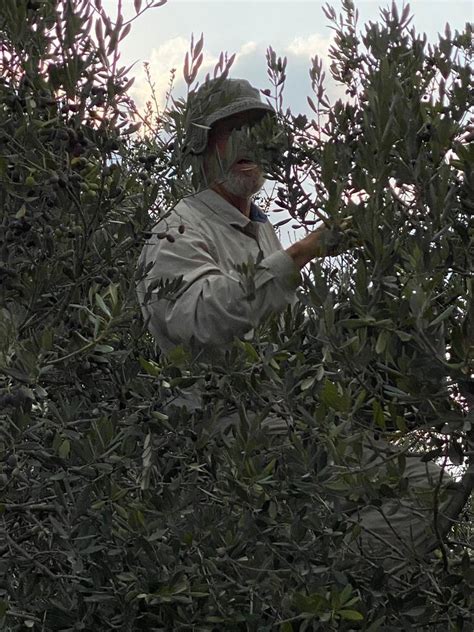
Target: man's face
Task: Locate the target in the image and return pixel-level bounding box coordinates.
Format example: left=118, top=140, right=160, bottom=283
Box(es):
left=204, top=110, right=269, bottom=198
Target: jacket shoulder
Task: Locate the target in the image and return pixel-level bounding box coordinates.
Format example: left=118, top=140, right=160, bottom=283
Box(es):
left=154, top=194, right=207, bottom=232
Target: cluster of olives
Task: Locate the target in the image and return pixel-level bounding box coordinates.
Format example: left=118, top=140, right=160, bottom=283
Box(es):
left=136, top=152, right=160, bottom=187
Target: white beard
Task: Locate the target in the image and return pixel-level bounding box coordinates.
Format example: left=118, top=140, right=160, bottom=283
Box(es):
left=221, top=168, right=265, bottom=198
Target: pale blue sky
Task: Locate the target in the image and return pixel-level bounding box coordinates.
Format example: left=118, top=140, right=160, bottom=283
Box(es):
left=110, top=0, right=472, bottom=114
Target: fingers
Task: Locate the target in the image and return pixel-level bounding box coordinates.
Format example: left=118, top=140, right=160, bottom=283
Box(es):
left=339, top=215, right=353, bottom=230
left=316, top=216, right=356, bottom=257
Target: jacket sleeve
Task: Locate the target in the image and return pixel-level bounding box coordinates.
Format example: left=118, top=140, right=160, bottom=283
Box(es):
left=136, top=221, right=301, bottom=350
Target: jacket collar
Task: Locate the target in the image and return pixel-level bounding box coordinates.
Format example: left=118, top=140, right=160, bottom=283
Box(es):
left=194, top=188, right=268, bottom=228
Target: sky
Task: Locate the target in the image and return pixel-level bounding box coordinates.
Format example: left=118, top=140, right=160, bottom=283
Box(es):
left=104, top=0, right=472, bottom=243
left=106, top=0, right=473, bottom=115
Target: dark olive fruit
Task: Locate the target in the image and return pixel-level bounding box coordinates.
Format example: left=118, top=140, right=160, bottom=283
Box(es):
left=105, top=139, right=119, bottom=152
left=56, top=129, right=69, bottom=141
left=109, top=186, right=123, bottom=198
left=43, top=429, right=54, bottom=441
left=417, top=132, right=431, bottom=142
left=71, top=143, right=85, bottom=157
left=6, top=454, right=17, bottom=468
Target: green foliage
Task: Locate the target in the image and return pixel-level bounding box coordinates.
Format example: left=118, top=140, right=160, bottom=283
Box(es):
left=0, top=1, right=472, bottom=630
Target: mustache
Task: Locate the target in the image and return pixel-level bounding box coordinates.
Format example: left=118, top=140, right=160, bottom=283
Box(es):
left=233, top=156, right=261, bottom=171
left=236, top=163, right=259, bottom=172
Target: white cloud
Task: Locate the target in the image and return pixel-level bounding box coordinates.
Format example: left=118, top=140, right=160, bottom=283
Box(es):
left=238, top=41, right=258, bottom=57
left=130, top=39, right=259, bottom=113
left=285, top=33, right=332, bottom=61
left=130, top=36, right=220, bottom=112
left=284, top=33, right=348, bottom=107
left=129, top=36, right=188, bottom=111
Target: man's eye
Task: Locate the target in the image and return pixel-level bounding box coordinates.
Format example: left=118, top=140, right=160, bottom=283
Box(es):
left=230, top=124, right=250, bottom=134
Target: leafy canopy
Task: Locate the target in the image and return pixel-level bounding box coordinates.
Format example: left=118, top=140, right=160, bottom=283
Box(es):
left=0, top=1, right=472, bottom=630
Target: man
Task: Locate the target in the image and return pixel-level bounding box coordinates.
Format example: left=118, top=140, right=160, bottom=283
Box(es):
left=136, top=77, right=453, bottom=571
left=136, top=78, right=342, bottom=360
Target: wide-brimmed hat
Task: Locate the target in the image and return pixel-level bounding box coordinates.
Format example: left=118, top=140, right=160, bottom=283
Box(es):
left=183, top=77, right=275, bottom=156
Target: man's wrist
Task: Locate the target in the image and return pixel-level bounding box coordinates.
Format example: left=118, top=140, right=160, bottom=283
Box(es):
left=286, top=238, right=314, bottom=270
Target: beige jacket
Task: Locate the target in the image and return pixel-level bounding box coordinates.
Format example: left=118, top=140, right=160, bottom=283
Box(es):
left=136, top=188, right=300, bottom=358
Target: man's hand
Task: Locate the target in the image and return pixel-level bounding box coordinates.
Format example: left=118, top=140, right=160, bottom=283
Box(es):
left=286, top=218, right=354, bottom=270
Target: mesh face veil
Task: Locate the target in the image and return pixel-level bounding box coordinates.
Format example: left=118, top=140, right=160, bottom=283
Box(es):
left=203, top=118, right=284, bottom=192
left=180, top=80, right=287, bottom=189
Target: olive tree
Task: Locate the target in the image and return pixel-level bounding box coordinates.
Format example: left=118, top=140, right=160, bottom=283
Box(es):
left=0, top=1, right=472, bottom=630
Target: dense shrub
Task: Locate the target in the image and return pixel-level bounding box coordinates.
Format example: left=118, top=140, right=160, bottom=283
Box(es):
left=0, top=1, right=472, bottom=630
